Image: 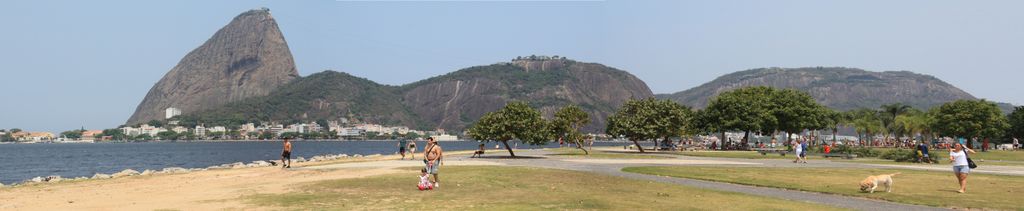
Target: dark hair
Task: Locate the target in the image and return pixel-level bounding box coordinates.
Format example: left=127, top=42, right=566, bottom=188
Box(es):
left=427, top=137, right=435, bottom=141
left=421, top=168, right=427, bottom=173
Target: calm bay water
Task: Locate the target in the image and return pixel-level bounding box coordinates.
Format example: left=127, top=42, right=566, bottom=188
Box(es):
left=0, top=140, right=626, bottom=184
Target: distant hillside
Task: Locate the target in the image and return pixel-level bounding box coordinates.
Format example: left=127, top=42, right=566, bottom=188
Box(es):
left=401, top=58, right=653, bottom=132
left=177, top=71, right=423, bottom=128
left=657, top=67, right=1011, bottom=112
left=179, top=57, right=654, bottom=132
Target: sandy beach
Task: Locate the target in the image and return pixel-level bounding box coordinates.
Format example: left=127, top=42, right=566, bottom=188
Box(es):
left=0, top=152, right=490, bottom=211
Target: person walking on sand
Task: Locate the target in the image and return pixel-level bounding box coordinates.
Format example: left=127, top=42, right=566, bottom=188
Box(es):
left=408, top=141, right=417, bottom=159
left=281, top=138, right=293, bottom=168
left=423, top=137, right=443, bottom=188
left=950, top=142, right=976, bottom=193
left=398, top=139, right=408, bottom=160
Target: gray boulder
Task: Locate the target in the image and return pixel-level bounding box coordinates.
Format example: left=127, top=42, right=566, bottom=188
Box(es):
left=92, top=173, right=112, bottom=179
left=253, top=160, right=272, bottom=167
left=112, top=169, right=140, bottom=178
left=162, top=167, right=189, bottom=174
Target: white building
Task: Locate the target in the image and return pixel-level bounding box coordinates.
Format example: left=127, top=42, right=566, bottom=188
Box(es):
left=195, top=125, right=206, bottom=137
left=209, top=126, right=227, bottom=133
left=165, top=107, right=182, bottom=119
left=338, top=128, right=365, bottom=137
left=171, top=126, right=188, bottom=134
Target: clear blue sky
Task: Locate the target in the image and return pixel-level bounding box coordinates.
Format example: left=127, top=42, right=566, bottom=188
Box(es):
left=2, top=0, right=1022, bottom=133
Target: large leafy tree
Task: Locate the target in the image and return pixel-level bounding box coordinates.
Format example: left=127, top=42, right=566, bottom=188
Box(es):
left=702, top=87, right=776, bottom=147
left=653, top=99, right=694, bottom=150
left=551, top=105, right=591, bottom=154
left=772, top=89, right=829, bottom=137
left=607, top=98, right=693, bottom=152
left=1009, top=106, right=1024, bottom=140
left=930, top=99, right=1010, bottom=148
left=467, top=101, right=552, bottom=157
left=606, top=98, right=658, bottom=152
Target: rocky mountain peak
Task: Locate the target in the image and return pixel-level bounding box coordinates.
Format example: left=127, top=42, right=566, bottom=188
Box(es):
left=126, top=8, right=298, bottom=125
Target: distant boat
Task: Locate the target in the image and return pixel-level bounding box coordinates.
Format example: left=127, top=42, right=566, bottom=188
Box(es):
left=431, top=134, right=458, bottom=141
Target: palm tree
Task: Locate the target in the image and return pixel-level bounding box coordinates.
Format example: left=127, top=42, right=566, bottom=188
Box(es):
left=850, top=108, right=883, bottom=145
left=880, top=103, right=913, bottom=144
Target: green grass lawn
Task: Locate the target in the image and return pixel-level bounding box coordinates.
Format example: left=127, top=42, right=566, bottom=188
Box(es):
left=623, top=166, right=1024, bottom=210
left=544, top=148, right=672, bottom=159
left=245, top=166, right=845, bottom=210
left=669, top=151, right=791, bottom=159
left=970, top=150, right=1024, bottom=162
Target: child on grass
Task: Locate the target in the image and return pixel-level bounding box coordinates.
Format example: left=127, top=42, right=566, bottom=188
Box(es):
left=418, top=168, right=433, bottom=190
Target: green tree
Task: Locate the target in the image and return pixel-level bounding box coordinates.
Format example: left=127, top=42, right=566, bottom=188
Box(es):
left=280, top=132, right=302, bottom=139
left=1008, top=106, right=1024, bottom=140
left=101, top=129, right=126, bottom=141
left=227, top=130, right=242, bottom=140
left=551, top=105, right=591, bottom=154
left=822, top=109, right=849, bottom=144
left=771, top=89, right=829, bottom=141
left=880, top=103, right=913, bottom=142
left=702, top=87, right=776, bottom=148
left=60, top=130, right=84, bottom=139
left=134, top=134, right=153, bottom=141
left=894, top=110, right=928, bottom=141
left=653, top=100, right=694, bottom=150
left=147, top=119, right=164, bottom=128
left=467, top=101, right=552, bottom=157
left=849, top=108, right=884, bottom=144
left=157, top=131, right=179, bottom=140
left=930, top=100, right=1010, bottom=149
left=606, top=98, right=677, bottom=152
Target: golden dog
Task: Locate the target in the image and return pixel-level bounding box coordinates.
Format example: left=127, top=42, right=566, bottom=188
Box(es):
left=859, top=173, right=900, bottom=193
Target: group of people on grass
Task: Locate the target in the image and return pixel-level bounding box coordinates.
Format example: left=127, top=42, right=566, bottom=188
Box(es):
left=396, top=138, right=444, bottom=190
left=276, top=137, right=445, bottom=191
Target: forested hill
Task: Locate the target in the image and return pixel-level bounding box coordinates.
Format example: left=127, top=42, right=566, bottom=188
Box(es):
left=656, top=67, right=1012, bottom=112
left=176, top=57, right=654, bottom=132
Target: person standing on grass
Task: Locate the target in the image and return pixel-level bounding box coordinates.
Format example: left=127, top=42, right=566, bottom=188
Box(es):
left=918, top=141, right=931, bottom=163
left=1014, top=137, right=1019, bottom=150
left=281, top=138, right=293, bottom=168
left=424, top=137, right=443, bottom=188
left=800, top=139, right=808, bottom=163
left=793, top=139, right=803, bottom=163
left=949, top=142, right=976, bottom=193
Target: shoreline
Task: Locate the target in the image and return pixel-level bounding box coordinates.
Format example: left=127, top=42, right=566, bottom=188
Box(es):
left=0, top=148, right=517, bottom=187
left=0, top=139, right=635, bottom=144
